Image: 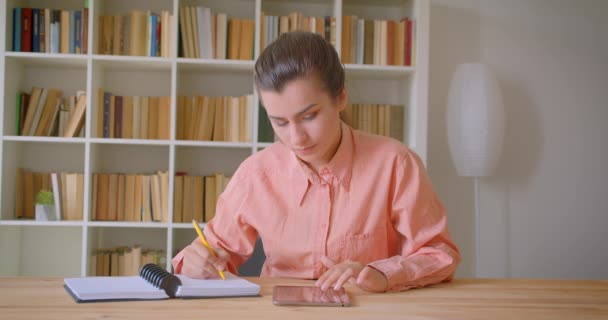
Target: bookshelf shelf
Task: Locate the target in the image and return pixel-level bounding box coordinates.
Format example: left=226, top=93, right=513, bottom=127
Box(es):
left=0, top=220, right=84, bottom=226
left=173, top=140, right=253, bottom=149
left=172, top=222, right=207, bottom=229
left=92, top=55, right=173, bottom=71
left=87, top=221, right=170, bottom=228
left=89, top=138, right=172, bottom=146
left=5, top=52, right=88, bottom=67
left=345, top=64, right=415, bottom=78
left=2, top=136, right=86, bottom=143
left=176, top=59, right=255, bottom=72
left=0, top=0, right=429, bottom=277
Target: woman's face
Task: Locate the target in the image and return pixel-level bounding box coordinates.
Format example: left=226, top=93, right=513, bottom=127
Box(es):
left=259, top=74, right=346, bottom=171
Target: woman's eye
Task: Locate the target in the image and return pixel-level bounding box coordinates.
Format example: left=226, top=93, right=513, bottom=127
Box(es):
left=303, top=113, right=316, bottom=121
left=275, top=121, right=288, bottom=127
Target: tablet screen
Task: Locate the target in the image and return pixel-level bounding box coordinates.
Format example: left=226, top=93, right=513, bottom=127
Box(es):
left=272, top=285, right=351, bottom=307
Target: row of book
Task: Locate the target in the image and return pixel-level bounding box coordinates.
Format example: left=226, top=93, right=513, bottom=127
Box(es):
left=260, top=12, right=415, bottom=66
left=13, top=169, right=231, bottom=223
left=92, top=171, right=169, bottom=223
left=16, top=88, right=403, bottom=142
left=91, top=245, right=165, bottom=277
left=18, top=87, right=87, bottom=137
left=176, top=95, right=253, bottom=142
left=341, top=16, right=415, bottom=66
left=15, top=169, right=84, bottom=221
left=97, top=91, right=171, bottom=140
left=11, top=6, right=413, bottom=66
left=342, top=103, right=405, bottom=140
left=260, top=12, right=337, bottom=50
left=98, top=10, right=174, bottom=57
left=173, top=172, right=231, bottom=224
left=12, top=7, right=89, bottom=54
left=179, top=6, right=254, bottom=60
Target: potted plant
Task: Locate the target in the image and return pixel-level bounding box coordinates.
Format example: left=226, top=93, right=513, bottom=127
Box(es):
left=35, top=190, right=57, bottom=221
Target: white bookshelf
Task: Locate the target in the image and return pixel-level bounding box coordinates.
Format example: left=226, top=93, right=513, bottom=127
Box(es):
left=0, top=0, right=429, bottom=277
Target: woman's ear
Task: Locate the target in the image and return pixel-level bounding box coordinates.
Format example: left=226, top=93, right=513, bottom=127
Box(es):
left=337, top=87, right=347, bottom=112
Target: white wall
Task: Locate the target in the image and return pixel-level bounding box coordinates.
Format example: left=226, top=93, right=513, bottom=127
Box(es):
left=429, top=0, right=608, bottom=279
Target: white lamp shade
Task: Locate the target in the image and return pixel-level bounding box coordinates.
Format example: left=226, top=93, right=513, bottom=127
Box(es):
left=447, top=63, right=505, bottom=177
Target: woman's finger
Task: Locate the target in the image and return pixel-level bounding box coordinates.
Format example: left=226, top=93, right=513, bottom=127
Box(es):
left=333, top=267, right=355, bottom=290
left=320, top=268, right=345, bottom=291
left=212, top=247, right=230, bottom=271
left=315, top=267, right=332, bottom=287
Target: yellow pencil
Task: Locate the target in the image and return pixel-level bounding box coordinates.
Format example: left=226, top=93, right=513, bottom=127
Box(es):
left=191, top=219, right=226, bottom=280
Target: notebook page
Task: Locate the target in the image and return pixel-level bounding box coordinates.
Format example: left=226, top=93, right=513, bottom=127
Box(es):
left=64, top=276, right=169, bottom=301
left=175, top=272, right=261, bottom=297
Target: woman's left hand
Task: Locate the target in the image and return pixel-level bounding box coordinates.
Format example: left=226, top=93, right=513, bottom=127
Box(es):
left=315, top=256, right=388, bottom=292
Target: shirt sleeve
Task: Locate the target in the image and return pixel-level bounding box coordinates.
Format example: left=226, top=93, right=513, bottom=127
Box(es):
left=367, top=150, right=461, bottom=292
left=172, top=172, right=258, bottom=275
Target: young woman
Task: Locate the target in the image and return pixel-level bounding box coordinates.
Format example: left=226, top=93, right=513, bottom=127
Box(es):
left=172, top=32, right=460, bottom=293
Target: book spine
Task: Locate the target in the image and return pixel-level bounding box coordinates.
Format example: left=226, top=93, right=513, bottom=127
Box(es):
left=32, top=9, right=40, bottom=52
left=22, top=8, right=32, bottom=52
left=74, top=10, right=82, bottom=54
left=39, top=9, right=46, bottom=52
left=16, top=93, right=22, bottom=135
left=103, top=92, right=111, bottom=138
left=115, top=96, right=123, bottom=138
left=69, top=10, right=76, bottom=53
left=13, top=8, right=22, bottom=51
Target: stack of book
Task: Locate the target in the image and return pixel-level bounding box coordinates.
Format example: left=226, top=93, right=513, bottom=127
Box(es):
left=98, top=10, right=174, bottom=57
left=17, top=87, right=87, bottom=137
left=91, top=245, right=165, bottom=277
left=14, top=168, right=84, bottom=221
left=260, top=12, right=337, bottom=49
left=97, top=90, right=170, bottom=140
left=91, top=171, right=169, bottom=223
left=173, top=172, right=231, bottom=223
left=179, top=6, right=254, bottom=60
left=176, top=95, right=253, bottom=142
left=341, top=103, right=405, bottom=140
left=340, top=16, right=415, bottom=66
left=12, top=7, right=89, bottom=54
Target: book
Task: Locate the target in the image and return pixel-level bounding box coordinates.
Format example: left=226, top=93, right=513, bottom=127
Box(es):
left=13, top=8, right=22, bottom=51
left=50, top=172, right=62, bottom=221
left=129, top=11, right=147, bottom=56
left=63, top=95, right=87, bottom=138
left=64, top=263, right=260, bottom=302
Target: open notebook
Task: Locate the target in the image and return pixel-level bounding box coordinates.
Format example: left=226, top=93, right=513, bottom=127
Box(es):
left=64, top=264, right=261, bottom=302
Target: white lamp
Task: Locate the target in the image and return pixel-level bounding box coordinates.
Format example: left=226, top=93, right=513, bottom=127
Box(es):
left=446, top=62, right=505, bottom=277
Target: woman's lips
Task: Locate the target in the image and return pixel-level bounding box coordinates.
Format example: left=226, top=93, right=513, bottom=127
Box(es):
left=295, top=145, right=315, bottom=154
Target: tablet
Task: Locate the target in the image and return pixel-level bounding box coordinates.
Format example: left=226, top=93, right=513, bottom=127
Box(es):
left=272, top=285, right=351, bottom=307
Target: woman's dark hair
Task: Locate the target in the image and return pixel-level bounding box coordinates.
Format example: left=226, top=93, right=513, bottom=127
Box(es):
left=254, top=32, right=345, bottom=100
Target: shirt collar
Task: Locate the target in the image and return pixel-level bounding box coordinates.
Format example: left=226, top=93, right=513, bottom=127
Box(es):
left=287, top=122, right=354, bottom=206
left=325, top=123, right=354, bottom=190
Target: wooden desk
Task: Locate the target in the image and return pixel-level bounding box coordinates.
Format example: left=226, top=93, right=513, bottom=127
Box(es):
left=1, top=277, right=607, bottom=319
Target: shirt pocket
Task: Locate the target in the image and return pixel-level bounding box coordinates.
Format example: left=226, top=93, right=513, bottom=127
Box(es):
left=339, top=227, right=388, bottom=265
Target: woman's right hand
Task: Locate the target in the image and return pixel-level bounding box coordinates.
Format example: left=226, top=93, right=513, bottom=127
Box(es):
left=180, top=239, right=230, bottom=279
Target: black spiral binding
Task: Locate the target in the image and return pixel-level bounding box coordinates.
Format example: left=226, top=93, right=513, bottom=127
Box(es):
left=139, top=263, right=182, bottom=298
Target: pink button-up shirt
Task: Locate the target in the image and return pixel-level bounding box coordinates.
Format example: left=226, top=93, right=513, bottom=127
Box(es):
left=173, top=124, right=460, bottom=292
